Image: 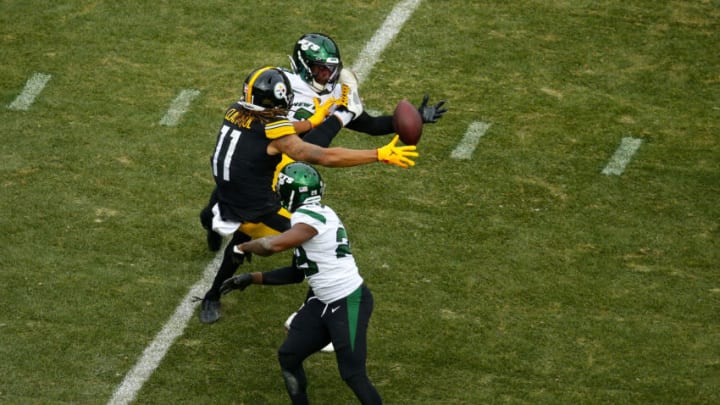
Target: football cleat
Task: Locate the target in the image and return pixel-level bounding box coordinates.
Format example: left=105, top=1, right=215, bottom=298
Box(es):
left=199, top=298, right=221, bottom=324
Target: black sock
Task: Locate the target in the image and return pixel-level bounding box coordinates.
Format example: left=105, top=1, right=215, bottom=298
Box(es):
left=205, top=231, right=250, bottom=301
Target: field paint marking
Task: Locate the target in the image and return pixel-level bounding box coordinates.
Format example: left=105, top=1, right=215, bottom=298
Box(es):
left=352, top=0, right=422, bottom=84
left=107, top=251, right=224, bottom=405
left=7, top=73, right=52, bottom=111
left=108, top=2, right=419, bottom=404
left=451, top=121, right=491, bottom=160
left=159, top=89, right=201, bottom=126
left=602, top=137, right=643, bottom=175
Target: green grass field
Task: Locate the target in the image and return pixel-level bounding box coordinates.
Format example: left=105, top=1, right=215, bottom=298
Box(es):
left=1, top=1, right=718, bottom=404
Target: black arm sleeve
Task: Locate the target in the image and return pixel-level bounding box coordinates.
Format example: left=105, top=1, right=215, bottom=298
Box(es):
left=346, top=111, right=395, bottom=136
left=302, top=115, right=343, bottom=148
left=261, top=265, right=305, bottom=285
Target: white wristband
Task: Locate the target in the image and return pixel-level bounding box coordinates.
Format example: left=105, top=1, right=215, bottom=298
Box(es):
left=333, top=110, right=355, bottom=126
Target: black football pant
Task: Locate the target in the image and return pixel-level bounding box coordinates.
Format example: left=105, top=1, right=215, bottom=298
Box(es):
left=278, top=285, right=382, bottom=404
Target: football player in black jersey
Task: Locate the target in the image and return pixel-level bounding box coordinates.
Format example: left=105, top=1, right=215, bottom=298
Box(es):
left=200, top=33, right=448, bottom=254
left=197, top=66, right=417, bottom=324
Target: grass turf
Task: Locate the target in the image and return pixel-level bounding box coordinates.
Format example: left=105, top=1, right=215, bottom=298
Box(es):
left=1, top=1, right=718, bottom=404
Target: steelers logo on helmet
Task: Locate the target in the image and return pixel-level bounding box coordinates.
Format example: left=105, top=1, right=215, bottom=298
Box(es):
left=274, top=82, right=288, bottom=104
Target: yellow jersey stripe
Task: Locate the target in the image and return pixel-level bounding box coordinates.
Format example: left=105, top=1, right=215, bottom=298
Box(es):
left=266, top=119, right=296, bottom=139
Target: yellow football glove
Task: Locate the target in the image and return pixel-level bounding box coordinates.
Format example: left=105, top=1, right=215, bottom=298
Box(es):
left=376, top=135, right=419, bottom=169
left=335, top=83, right=364, bottom=117
left=307, top=97, right=336, bottom=128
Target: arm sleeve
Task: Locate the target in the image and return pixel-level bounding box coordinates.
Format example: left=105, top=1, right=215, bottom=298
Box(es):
left=302, top=115, right=343, bottom=148
left=346, top=111, right=395, bottom=135
left=261, top=265, right=305, bottom=285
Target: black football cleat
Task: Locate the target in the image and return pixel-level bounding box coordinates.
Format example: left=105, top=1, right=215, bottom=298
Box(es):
left=199, top=299, right=221, bottom=324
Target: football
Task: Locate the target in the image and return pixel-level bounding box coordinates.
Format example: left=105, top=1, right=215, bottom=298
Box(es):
left=393, top=99, right=423, bottom=145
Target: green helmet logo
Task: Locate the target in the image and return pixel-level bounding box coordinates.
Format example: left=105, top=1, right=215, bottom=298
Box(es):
left=277, top=162, right=325, bottom=212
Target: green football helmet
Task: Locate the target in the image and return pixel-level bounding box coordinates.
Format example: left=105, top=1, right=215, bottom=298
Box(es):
left=277, top=162, right=325, bottom=212
left=290, top=33, right=343, bottom=92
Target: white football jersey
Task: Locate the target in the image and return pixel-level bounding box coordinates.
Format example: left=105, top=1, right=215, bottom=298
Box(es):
left=283, top=68, right=361, bottom=123
left=291, top=203, right=363, bottom=304
left=284, top=70, right=341, bottom=122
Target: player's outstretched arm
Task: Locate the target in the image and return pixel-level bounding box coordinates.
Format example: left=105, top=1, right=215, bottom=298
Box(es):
left=235, top=223, right=318, bottom=257
left=345, top=112, right=394, bottom=135
left=272, top=131, right=418, bottom=168
left=344, top=94, right=448, bottom=136
left=220, top=265, right=304, bottom=295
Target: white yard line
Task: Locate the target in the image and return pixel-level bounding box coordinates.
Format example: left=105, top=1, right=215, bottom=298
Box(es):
left=7, top=73, right=52, bottom=111
left=451, top=121, right=491, bottom=160
left=159, top=89, right=201, bottom=126
left=107, top=251, right=223, bottom=405
left=602, top=137, right=643, bottom=176
left=108, top=2, right=421, bottom=404
left=352, top=0, right=422, bottom=84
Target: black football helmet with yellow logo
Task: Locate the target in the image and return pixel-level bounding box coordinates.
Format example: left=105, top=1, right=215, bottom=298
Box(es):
left=242, top=66, right=294, bottom=110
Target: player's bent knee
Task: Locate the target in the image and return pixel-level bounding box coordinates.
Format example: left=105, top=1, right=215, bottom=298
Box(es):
left=278, top=348, right=301, bottom=370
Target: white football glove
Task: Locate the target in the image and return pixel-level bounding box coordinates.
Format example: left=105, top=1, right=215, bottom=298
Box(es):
left=339, top=68, right=359, bottom=88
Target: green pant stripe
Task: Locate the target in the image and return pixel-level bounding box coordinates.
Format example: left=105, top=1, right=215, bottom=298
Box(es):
left=346, top=287, right=362, bottom=352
